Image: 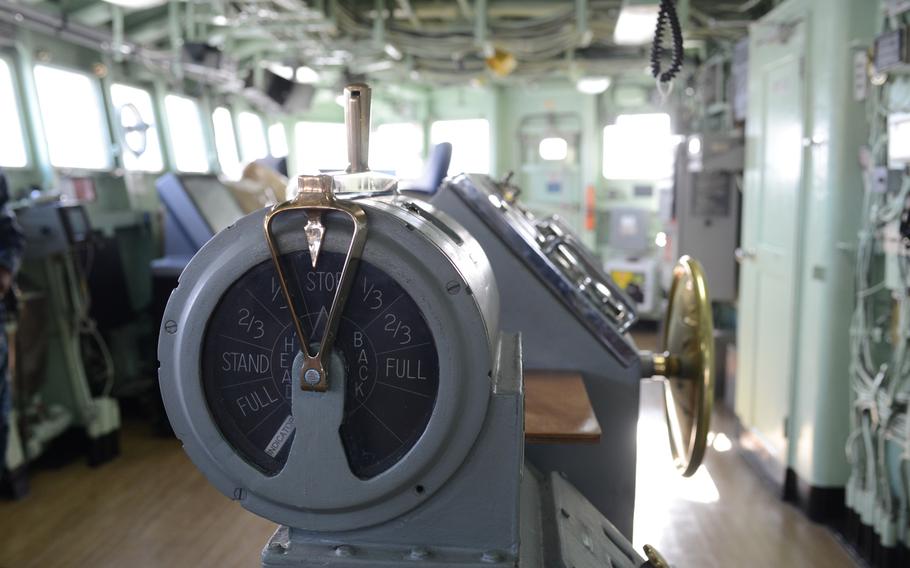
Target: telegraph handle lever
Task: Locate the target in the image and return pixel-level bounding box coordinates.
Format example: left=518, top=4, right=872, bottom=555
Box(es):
left=345, top=83, right=371, bottom=174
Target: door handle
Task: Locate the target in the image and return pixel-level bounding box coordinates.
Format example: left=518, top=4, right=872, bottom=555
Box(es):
left=735, top=248, right=756, bottom=263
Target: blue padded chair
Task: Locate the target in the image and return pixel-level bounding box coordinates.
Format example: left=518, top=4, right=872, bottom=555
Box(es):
left=399, top=142, right=452, bottom=195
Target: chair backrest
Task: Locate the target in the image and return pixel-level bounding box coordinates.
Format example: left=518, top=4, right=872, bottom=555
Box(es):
left=400, top=142, right=452, bottom=195
left=155, top=173, right=215, bottom=255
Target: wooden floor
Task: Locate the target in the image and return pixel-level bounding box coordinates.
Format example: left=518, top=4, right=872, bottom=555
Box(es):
left=0, top=386, right=858, bottom=568
left=633, top=380, right=856, bottom=568
left=0, top=424, right=275, bottom=568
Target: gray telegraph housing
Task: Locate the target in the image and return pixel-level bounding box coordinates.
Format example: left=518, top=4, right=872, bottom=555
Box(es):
left=159, top=191, right=647, bottom=566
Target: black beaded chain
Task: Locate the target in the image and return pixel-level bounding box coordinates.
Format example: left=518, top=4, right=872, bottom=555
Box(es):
left=650, top=0, right=684, bottom=83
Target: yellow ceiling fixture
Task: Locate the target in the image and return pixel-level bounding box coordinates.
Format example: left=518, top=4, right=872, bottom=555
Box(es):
left=484, top=47, right=517, bottom=77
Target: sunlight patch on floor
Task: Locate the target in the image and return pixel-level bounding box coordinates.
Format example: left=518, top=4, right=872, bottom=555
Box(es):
left=634, top=383, right=721, bottom=551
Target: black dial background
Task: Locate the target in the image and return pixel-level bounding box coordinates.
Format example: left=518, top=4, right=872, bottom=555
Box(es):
left=201, top=250, right=439, bottom=479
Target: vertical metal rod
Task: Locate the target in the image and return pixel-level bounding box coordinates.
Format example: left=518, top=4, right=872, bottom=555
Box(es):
left=474, top=0, right=487, bottom=48
left=111, top=5, right=124, bottom=62
left=456, top=0, right=472, bottom=19
left=373, top=0, right=385, bottom=47
left=344, top=83, right=371, bottom=173
left=168, top=0, right=184, bottom=80
left=185, top=0, right=195, bottom=41
left=575, top=0, right=588, bottom=44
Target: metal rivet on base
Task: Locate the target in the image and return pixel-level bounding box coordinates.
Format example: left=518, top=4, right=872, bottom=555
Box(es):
left=304, top=368, right=321, bottom=386
left=481, top=550, right=504, bottom=563
left=267, top=542, right=287, bottom=555
left=409, top=547, right=430, bottom=560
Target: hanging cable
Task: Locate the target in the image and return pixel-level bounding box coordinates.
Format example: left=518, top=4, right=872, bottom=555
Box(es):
left=650, top=0, right=684, bottom=84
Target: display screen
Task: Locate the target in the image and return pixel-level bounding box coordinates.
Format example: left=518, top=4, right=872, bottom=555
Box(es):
left=201, top=249, right=439, bottom=479
left=58, top=205, right=91, bottom=243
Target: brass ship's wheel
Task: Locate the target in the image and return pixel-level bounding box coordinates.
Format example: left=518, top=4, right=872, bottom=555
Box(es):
left=640, top=256, right=715, bottom=477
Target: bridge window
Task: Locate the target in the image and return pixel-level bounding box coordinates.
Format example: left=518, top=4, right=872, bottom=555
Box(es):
left=602, top=113, right=677, bottom=180
left=0, top=59, right=27, bottom=168
left=110, top=83, right=164, bottom=172
left=237, top=112, right=268, bottom=163
left=34, top=65, right=110, bottom=170
left=294, top=122, right=347, bottom=173
left=372, top=122, right=424, bottom=179
left=539, top=137, right=569, bottom=161
left=430, top=118, right=490, bottom=175
left=268, top=123, right=288, bottom=158
left=164, top=94, right=209, bottom=173
left=212, top=107, right=242, bottom=180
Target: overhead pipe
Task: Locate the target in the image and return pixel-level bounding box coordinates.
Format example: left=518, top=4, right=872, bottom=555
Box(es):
left=396, top=0, right=421, bottom=29
left=0, top=0, right=241, bottom=89
left=455, top=0, right=472, bottom=19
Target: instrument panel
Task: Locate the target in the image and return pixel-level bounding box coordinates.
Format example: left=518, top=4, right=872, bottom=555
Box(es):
left=445, top=173, right=639, bottom=364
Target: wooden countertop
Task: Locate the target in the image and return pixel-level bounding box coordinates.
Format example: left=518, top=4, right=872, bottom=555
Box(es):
left=524, top=370, right=602, bottom=444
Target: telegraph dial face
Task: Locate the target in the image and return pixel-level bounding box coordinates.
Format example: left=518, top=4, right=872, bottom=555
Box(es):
left=201, top=249, right=440, bottom=479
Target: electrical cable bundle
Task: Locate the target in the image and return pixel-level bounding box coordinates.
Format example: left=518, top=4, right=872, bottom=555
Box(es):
left=846, top=55, right=910, bottom=548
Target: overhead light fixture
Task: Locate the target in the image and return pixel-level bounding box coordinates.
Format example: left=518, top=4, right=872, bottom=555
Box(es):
left=613, top=2, right=660, bottom=46
left=576, top=76, right=612, bottom=95
left=267, top=62, right=294, bottom=81
left=102, top=0, right=168, bottom=9
left=211, top=15, right=229, bottom=26
left=295, top=66, right=320, bottom=84
left=384, top=43, right=403, bottom=61
left=358, top=60, right=395, bottom=74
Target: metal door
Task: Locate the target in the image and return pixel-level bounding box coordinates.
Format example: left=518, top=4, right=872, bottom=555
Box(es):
left=736, top=19, right=806, bottom=471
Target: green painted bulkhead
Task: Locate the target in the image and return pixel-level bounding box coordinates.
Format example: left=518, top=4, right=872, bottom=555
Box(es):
left=736, top=0, right=874, bottom=489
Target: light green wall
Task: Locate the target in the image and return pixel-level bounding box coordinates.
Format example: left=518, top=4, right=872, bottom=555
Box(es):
left=427, top=80, right=668, bottom=250
left=788, top=0, right=873, bottom=488
left=496, top=82, right=596, bottom=241
left=738, top=0, right=874, bottom=488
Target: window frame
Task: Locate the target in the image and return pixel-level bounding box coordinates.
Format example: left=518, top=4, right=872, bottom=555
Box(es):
left=294, top=121, right=349, bottom=173
left=108, top=81, right=165, bottom=174
left=371, top=121, right=425, bottom=178
left=267, top=122, right=289, bottom=158
left=236, top=110, right=269, bottom=163
left=429, top=118, right=491, bottom=176
left=33, top=62, right=113, bottom=172
left=0, top=54, right=30, bottom=169
left=212, top=105, right=243, bottom=179
left=163, top=93, right=212, bottom=174
left=601, top=112, right=676, bottom=181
